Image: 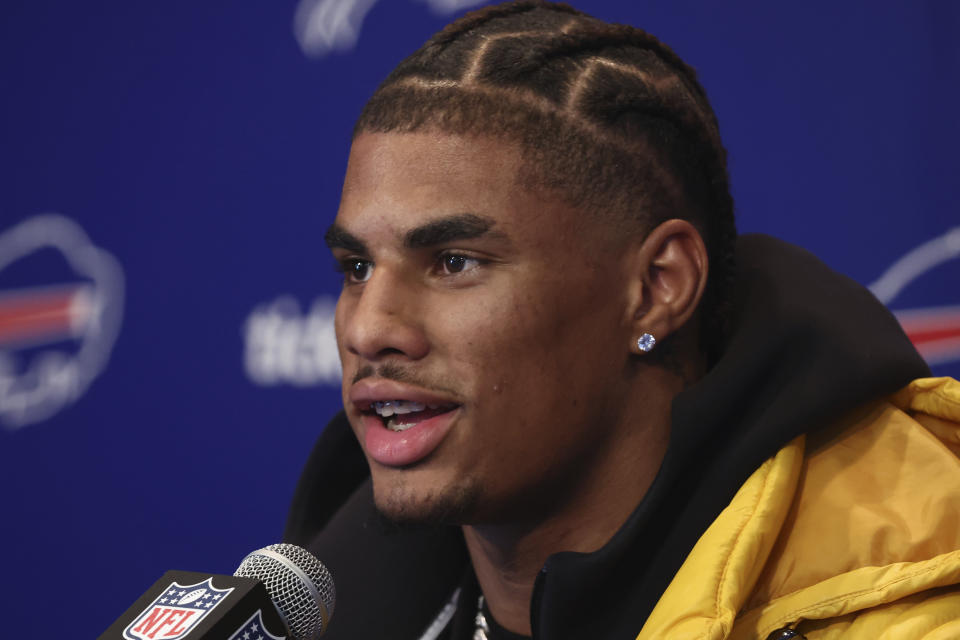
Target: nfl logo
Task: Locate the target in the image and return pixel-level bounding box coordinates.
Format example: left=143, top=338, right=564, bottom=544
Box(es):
left=227, top=610, right=286, bottom=640
left=123, top=578, right=234, bottom=640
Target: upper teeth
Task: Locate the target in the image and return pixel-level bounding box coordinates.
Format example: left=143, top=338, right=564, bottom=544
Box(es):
left=373, top=400, right=427, bottom=417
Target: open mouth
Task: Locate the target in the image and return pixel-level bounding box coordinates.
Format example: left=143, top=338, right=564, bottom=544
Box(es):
left=368, top=400, right=459, bottom=432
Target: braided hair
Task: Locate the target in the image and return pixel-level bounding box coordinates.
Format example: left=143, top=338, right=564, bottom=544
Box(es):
left=355, top=1, right=736, bottom=364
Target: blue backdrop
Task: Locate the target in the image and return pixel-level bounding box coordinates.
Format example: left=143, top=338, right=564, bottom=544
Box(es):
left=1, top=1, right=957, bottom=636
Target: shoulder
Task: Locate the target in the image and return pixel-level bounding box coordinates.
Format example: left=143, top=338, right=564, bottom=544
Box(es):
left=741, top=377, right=960, bottom=637
left=639, top=377, right=960, bottom=639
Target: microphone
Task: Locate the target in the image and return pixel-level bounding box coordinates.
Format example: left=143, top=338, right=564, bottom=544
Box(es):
left=99, top=543, right=335, bottom=640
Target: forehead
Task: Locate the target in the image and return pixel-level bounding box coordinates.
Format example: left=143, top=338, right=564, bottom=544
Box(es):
left=339, top=132, right=515, bottom=221
left=336, top=131, right=572, bottom=240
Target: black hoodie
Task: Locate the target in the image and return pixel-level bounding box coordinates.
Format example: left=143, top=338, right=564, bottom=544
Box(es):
left=284, top=234, right=929, bottom=640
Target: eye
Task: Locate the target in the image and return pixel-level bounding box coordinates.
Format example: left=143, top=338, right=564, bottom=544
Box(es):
left=438, top=253, right=481, bottom=275
left=337, top=258, right=373, bottom=284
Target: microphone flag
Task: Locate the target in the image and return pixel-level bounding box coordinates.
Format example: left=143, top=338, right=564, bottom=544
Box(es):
left=99, top=570, right=289, bottom=640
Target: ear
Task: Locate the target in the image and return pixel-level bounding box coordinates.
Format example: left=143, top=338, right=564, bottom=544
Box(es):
left=624, top=219, right=708, bottom=354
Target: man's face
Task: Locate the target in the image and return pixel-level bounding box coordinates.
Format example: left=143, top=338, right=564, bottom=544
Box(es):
left=330, top=131, right=637, bottom=525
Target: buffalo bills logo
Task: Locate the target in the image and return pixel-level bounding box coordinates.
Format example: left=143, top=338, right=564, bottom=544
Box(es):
left=870, top=226, right=960, bottom=369
left=123, top=578, right=233, bottom=640
left=0, top=214, right=124, bottom=429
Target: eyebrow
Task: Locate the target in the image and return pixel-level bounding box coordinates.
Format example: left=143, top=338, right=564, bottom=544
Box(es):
left=324, top=225, right=367, bottom=254
left=403, top=213, right=498, bottom=249
left=325, top=213, right=501, bottom=254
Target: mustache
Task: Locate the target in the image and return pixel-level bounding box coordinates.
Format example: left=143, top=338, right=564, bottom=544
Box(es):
left=352, top=363, right=460, bottom=399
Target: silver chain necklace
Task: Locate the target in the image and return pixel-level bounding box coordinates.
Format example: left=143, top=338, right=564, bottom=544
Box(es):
left=473, top=595, right=490, bottom=640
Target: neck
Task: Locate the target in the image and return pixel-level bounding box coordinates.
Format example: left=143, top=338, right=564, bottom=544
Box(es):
left=461, top=371, right=675, bottom=636
left=462, top=514, right=625, bottom=636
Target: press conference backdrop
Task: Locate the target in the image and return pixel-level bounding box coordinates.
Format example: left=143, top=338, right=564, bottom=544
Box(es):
left=1, top=1, right=957, bottom=635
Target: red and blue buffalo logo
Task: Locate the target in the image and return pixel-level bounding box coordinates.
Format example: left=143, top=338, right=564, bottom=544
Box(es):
left=870, top=226, right=960, bottom=373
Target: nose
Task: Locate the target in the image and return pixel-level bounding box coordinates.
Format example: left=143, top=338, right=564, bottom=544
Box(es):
left=338, top=266, right=429, bottom=362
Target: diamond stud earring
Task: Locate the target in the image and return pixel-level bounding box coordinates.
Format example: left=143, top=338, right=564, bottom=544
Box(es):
left=637, top=333, right=656, bottom=353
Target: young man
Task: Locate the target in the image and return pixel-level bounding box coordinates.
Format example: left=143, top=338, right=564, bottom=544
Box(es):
left=285, top=2, right=960, bottom=638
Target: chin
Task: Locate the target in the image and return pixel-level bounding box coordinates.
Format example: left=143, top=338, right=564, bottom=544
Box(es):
left=371, top=475, right=481, bottom=527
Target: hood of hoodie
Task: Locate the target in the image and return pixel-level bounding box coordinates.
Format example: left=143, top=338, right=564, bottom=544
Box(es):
left=284, top=234, right=930, bottom=640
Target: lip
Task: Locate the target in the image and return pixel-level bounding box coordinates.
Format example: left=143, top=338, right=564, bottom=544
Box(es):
left=349, top=379, right=461, bottom=468
left=349, top=379, right=459, bottom=410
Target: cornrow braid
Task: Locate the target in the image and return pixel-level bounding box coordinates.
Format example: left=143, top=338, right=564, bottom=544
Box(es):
left=355, top=0, right=736, bottom=365
left=428, top=0, right=581, bottom=48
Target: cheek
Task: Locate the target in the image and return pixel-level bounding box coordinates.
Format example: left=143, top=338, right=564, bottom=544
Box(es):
left=334, top=296, right=356, bottom=397
left=437, top=286, right=558, bottom=368
left=433, top=282, right=600, bottom=418
left=452, top=276, right=622, bottom=414
left=455, top=273, right=611, bottom=357
left=334, top=293, right=354, bottom=354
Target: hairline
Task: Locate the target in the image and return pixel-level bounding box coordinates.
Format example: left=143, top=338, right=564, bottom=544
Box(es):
left=351, top=118, right=671, bottom=243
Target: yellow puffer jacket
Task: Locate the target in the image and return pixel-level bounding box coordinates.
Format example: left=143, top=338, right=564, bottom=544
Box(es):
left=638, top=377, right=960, bottom=639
